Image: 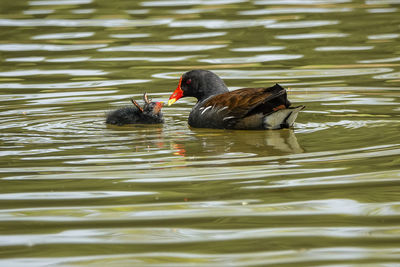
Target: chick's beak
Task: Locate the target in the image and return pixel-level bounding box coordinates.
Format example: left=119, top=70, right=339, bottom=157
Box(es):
left=168, top=77, right=183, bottom=106
left=153, top=101, right=164, bottom=114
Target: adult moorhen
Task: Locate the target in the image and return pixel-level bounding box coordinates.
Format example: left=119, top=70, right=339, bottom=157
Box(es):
left=106, top=93, right=164, bottom=126
left=168, top=69, right=305, bottom=130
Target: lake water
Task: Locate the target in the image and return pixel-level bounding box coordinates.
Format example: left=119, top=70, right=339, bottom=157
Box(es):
left=1, top=0, right=400, bottom=266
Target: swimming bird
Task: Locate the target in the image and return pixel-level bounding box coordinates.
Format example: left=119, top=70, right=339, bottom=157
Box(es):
left=168, top=69, right=304, bottom=130
left=106, top=93, right=164, bottom=126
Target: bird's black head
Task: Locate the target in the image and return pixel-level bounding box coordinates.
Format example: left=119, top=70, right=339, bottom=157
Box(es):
left=131, top=93, right=164, bottom=123
left=142, top=101, right=164, bottom=122
left=168, top=69, right=229, bottom=105
left=141, top=93, right=164, bottom=123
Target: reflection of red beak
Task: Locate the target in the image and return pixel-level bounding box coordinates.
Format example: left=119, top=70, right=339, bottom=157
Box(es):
left=168, top=76, right=183, bottom=106
left=173, top=143, right=186, bottom=157
left=153, top=102, right=164, bottom=115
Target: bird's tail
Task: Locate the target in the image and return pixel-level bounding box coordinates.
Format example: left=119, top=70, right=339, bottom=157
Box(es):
left=263, top=105, right=305, bottom=129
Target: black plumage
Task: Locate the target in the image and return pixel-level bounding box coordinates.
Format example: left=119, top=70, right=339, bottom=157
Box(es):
left=106, top=93, right=164, bottom=126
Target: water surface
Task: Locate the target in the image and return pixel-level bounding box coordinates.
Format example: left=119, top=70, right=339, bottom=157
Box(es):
left=0, top=0, right=400, bottom=266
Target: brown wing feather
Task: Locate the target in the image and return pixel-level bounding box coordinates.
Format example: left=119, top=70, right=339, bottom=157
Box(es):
left=202, top=85, right=287, bottom=118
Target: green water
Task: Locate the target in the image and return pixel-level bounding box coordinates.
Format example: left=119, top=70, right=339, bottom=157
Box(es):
left=0, top=0, right=400, bottom=266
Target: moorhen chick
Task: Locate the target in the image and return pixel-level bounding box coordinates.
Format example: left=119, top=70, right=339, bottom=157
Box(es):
left=168, top=69, right=305, bottom=130
left=106, top=93, right=164, bottom=126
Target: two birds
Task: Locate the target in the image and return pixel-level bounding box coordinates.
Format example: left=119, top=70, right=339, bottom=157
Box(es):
left=107, top=69, right=304, bottom=130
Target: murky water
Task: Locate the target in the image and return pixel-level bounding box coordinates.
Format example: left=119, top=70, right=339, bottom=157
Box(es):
left=1, top=0, right=400, bottom=266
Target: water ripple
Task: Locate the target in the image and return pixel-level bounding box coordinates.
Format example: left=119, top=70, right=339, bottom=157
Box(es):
left=1, top=225, right=399, bottom=246
left=366, top=0, right=400, bottom=4
left=246, top=170, right=400, bottom=189
left=125, top=9, right=149, bottom=15
left=1, top=199, right=400, bottom=222
left=23, top=9, right=54, bottom=15
left=267, top=20, right=339, bottom=29
left=29, top=0, right=92, bottom=5
left=368, top=33, right=400, bottom=40
left=71, top=9, right=95, bottom=14
left=315, top=46, right=374, bottom=51
left=171, top=8, right=217, bottom=14
left=6, top=55, right=197, bottom=63
left=169, top=19, right=275, bottom=29
left=99, top=44, right=226, bottom=52
left=239, top=7, right=352, bottom=15
left=1, top=249, right=399, bottom=266
left=1, top=144, right=396, bottom=177
left=109, top=33, right=151, bottom=38
left=32, top=32, right=94, bottom=40
left=153, top=68, right=393, bottom=79
left=0, top=79, right=150, bottom=89
left=230, top=46, right=284, bottom=52
left=198, top=54, right=303, bottom=64
left=0, top=191, right=154, bottom=200
left=91, top=56, right=198, bottom=62
left=276, top=32, right=348, bottom=40
left=0, top=19, right=172, bottom=27
left=374, top=72, right=400, bottom=80
left=141, top=0, right=247, bottom=6
left=169, top=32, right=227, bottom=40
left=0, top=44, right=106, bottom=51
left=367, top=8, right=398, bottom=13
left=359, top=56, right=400, bottom=64
left=255, top=0, right=351, bottom=4
left=0, top=90, right=117, bottom=102
left=0, top=69, right=107, bottom=77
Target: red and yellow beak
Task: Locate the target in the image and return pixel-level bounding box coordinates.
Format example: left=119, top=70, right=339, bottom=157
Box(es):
left=168, top=76, right=184, bottom=106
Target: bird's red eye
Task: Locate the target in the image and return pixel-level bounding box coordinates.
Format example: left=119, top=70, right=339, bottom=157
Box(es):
left=186, top=79, right=191, bottom=85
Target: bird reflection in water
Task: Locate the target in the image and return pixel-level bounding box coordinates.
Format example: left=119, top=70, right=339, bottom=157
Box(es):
left=171, top=129, right=304, bottom=157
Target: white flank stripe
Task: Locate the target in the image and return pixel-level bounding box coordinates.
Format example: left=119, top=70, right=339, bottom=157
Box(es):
left=201, top=106, right=212, bottom=115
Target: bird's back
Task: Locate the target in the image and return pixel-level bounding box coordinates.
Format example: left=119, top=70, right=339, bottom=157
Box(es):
left=188, top=84, right=296, bottom=129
